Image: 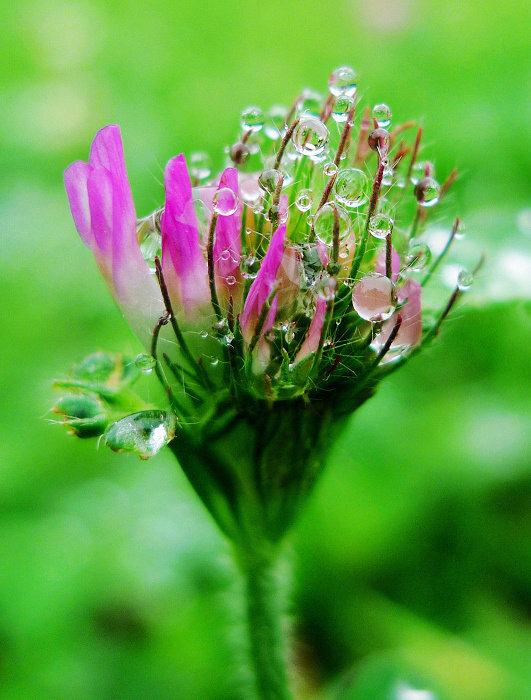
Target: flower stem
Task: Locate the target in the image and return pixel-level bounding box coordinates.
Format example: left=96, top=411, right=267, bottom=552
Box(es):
left=240, top=551, right=291, bottom=700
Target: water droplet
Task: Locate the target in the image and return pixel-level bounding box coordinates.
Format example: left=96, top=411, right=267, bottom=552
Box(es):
left=135, top=353, right=156, bottom=373
left=240, top=105, right=265, bottom=132
left=264, top=104, right=288, bottom=140
left=352, top=273, right=395, bottom=321
left=334, top=168, right=369, bottom=208
left=293, top=117, right=329, bottom=157
left=241, top=254, right=261, bottom=279
left=213, top=187, right=238, bottom=216
left=410, top=160, right=434, bottom=185
left=313, top=202, right=352, bottom=245
left=328, top=66, right=358, bottom=97
left=190, top=151, right=211, bottom=182
left=296, top=89, right=323, bottom=117
left=369, top=213, right=394, bottom=239
left=407, top=241, right=432, bottom=271
left=455, top=220, right=466, bottom=240
left=225, top=275, right=236, bottom=286
left=265, top=204, right=288, bottom=225
left=210, top=358, right=220, bottom=366
left=382, top=167, right=394, bottom=186
left=139, top=231, right=161, bottom=269
left=368, top=127, right=391, bottom=153
left=220, top=249, right=231, bottom=261
left=323, top=161, right=338, bottom=177
left=200, top=330, right=209, bottom=339
left=240, top=178, right=261, bottom=204
left=457, top=267, right=474, bottom=290
left=258, top=167, right=283, bottom=194
left=372, top=103, right=392, bottom=128
left=295, top=188, right=313, bottom=212
left=414, top=176, right=441, bottom=207
left=229, top=141, right=250, bottom=165
left=332, top=95, right=355, bottom=123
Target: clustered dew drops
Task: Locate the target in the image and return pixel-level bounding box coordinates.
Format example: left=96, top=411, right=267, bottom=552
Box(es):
left=129, top=64, right=475, bottom=405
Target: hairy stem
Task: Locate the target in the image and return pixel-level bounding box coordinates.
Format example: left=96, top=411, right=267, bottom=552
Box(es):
left=239, top=551, right=291, bottom=700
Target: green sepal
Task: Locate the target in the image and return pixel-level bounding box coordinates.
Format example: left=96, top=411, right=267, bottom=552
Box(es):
left=54, top=352, right=140, bottom=400
left=104, top=410, right=177, bottom=460
left=53, top=392, right=110, bottom=438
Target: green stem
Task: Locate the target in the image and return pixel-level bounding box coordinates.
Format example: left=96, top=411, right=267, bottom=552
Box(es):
left=240, top=552, right=291, bottom=700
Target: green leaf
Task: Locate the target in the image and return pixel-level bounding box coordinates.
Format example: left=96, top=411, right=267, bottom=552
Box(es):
left=104, top=410, right=177, bottom=460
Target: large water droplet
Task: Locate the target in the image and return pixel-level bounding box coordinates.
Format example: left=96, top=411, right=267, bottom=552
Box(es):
left=372, top=103, right=392, bottom=128
left=240, top=105, right=265, bottom=132
left=135, top=353, right=156, bottom=373
left=225, top=275, right=236, bottom=286
left=332, top=95, right=355, bottom=123
left=352, top=273, right=395, bottom=321
left=213, top=187, right=238, bottom=216
left=369, top=213, right=394, bottom=239
left=189, top=151, right=211, bottom=182
left=328, top=66, right=358, bottom=97
left=105, top=410, right=177, bottom=459
left=295, top=188, right=313, bottom=212
left=457, top=267, right=474, bottom=290
left=258, top=167, right=283, bottom=194
left=293, top=117, right=329, bottom=157
left=414, top=176, right=441, bottom=207
left=313, top=202, right=352, bottom=245
left=334, top=168, right=369, bottom=208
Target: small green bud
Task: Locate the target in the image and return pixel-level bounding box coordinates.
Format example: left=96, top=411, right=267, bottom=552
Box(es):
left=53, top=393, right=109, bottom=438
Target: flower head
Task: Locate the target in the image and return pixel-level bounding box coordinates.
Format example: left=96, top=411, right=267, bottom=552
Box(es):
left=59, top=67, right=478, bottom=543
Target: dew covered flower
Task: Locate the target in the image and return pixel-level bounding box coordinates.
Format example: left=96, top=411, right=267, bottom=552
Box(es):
left=57, top=67, right=477, bottom=544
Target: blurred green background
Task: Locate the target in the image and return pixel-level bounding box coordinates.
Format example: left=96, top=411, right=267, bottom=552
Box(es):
left=1, top=0, right=530, bottom=697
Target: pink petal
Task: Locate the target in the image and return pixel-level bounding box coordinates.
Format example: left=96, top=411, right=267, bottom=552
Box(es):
left=64, top=161, right=92, bottom=246
left=86, top=166, right=113, bottom=259
left=378, top=279, right=422, bottom=350
left=213, top=167, right=243, bottom=311
left=240, top=224, right=286, bottom=343
left=375, top=248, right=401, bottom=282
left=89, top=125, right=134, bottom=217
left=161, top=154, right=210, bottom=316
left=295, top=294, right=327, bottom=362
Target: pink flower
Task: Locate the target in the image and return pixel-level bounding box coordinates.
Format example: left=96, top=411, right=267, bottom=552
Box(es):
left=64, top=125, right=164, bottom=346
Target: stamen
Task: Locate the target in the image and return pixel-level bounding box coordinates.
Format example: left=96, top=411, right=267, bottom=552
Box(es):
left=273, top=118, right=300, bottom=170
left=334, top=102, right=357, bottom=167
left=406, top=126, right=423, bottom=181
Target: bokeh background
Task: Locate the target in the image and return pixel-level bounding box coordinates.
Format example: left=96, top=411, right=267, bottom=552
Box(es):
left=1, top=0, right=530, bottom=697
